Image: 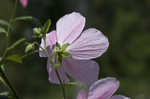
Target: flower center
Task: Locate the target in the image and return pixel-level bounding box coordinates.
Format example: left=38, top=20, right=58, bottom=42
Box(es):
left=52, top=42, right=71, bottom=63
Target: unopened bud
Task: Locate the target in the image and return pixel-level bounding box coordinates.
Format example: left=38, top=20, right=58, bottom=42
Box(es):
left=33, top=27, right=41, bottom=35
left=25, top=43, right=34, bottom=53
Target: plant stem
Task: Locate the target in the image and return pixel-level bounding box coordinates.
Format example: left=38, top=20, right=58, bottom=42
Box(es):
left=42, top=27, right=66, bottom=99
left=55, top=69, right=66, bottom=99
left=0, top=0, right=21, bottom=99
left=0, top=68, right=20, bottom=99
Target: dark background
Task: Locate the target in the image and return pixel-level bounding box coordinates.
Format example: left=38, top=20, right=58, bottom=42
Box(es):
left=0, top=0, right=150, bottom=99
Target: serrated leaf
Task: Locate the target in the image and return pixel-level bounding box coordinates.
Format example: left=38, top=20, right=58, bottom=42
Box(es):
left=6, top=55, right=22, bottom=64
left=7, top=38, right=26, bottom=51
left=42, top=19, right=51, bottom=34
left=0, top=27, right=6, bottom=33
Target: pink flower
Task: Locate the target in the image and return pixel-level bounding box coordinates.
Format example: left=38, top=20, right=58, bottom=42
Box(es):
left=47, top=58, right=99, bottom=85
left=77, top=77, right=130, bottom=99
left=20, top=0, right=28, bottom=8
left=40, top=12, right=109, bottom=84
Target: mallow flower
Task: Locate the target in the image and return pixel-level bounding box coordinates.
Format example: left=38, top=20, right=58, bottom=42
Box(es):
left=40, top=12, right=109, bottom=84
left=77, top=77, right=130, bottom=99
left=20, top=0, right=28, bottom=8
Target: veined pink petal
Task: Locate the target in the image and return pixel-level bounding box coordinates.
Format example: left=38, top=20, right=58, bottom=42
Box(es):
left=67, top=28, right=109, bottom=60
left=63, top=58, right=99, bottom=85
left=77, top=90, right=87, bottom=99
left=47, top=58, right=99, bottom=85
left=110, top=95, right=130, bottom=99
left=47, top=60, right=69, bottom=84
left=88, top=77, right=120, bottom=99
left=39, top=30, right=57, bottom=57
left=56, top=12, right=85, bottom=45
left=40, top=30, right=57, bottom=49
left=47, top=30, right=57, bottom=48
left=20, top=0, right=28, bottom=8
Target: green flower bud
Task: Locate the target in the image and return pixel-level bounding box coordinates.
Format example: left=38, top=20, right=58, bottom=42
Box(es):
left=25, top=43, right=34, bottom=53
left=33, top=27, right=42, bottom=35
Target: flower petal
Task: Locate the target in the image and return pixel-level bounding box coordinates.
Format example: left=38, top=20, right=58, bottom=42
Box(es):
left=88, top=77, right=120, bottom=99
left=77, top=90, right=87, bottom=99
left=56, top=12, right=85, bottom=45
left=39, top=30, right=57, bottom=57
left=110, top=95, right=130, bottom=99
left=67, top=28, right=109, bottom=60
left=40, top=30, right=57, bottom=49
left=47, top=30, right=57, bottom=48
left=20, top=0, right=28, bottom=8
left=47, top=60, right=69, bottom=84
left=63, top=58, right=99, bottom=85
left=39, top=47, right=52, bottom=57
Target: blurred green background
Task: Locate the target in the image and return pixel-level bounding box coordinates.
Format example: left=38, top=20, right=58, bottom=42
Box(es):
left=0, top=0, right=150, bottom=99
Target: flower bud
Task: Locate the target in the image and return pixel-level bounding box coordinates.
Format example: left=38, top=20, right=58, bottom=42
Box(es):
left=33, top=27, right=41, bottom=35
left=25, top=43, right=34, bottom=53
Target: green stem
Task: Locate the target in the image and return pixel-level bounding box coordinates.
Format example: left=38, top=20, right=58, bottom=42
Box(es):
left=6, top=0, right=18, bottom=42
left=0, top=0, right=21, bottom=99
left=55, top=69, right=66, bottom=99
left=0, top=68, right=20, bottom=99
left=21, top=50, right=38, bottom=59
left=42, top=37, right=67, bottom=99
left=0, top=49, right=8, bottom=65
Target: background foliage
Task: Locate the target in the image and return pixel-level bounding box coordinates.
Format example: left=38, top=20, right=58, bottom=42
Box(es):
left=0, top=0, right=150, bottom=99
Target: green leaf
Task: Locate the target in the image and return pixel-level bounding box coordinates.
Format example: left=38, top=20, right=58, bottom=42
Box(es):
left=67, top=82, right=81, bottom=86
left=0, top=76, right=8, bottom=88
left=6, top=55, right=22, bottom=64
left=15, top=16, right=33, bottom=21
left=15, top=16, right=41, bottom=26
left=0, top=27, right=6, bottom=33
left=0, top=20, right=12, bottom=30
left=0, top=91, right=9, bottom=96
left=42, top=19, right=51, bottom=34
left=7, top=38, right=26, bottom=51
left=0, top=64, right=5, bottom=72
left=0, top=19, right=10, bottom=27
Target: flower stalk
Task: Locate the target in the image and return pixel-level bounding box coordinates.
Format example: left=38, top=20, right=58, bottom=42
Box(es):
left=55, top=68, right=66, bottom=99
left=42, top=36, right=67, bottom=99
